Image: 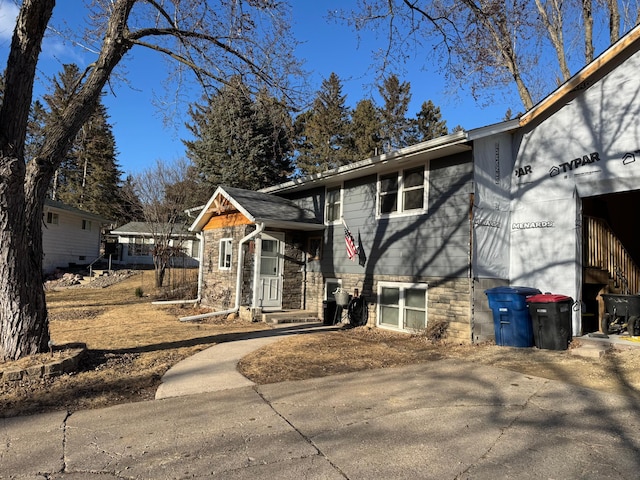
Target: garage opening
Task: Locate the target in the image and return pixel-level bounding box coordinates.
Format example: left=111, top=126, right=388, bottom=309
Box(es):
left=582, top=190, right=640, bottom=334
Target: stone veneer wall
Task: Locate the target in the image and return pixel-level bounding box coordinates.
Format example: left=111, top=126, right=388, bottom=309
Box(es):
left=309, top=272, right=473, bottom=344
left=201, top=224, right=254, bottom=311
left=282, top=233, right=305, bottom=310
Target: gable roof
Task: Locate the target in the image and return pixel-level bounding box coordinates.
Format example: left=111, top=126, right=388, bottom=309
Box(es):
left=45, top=199, right=111, bottom=222
left=111, top=222, right=196, bottom=238
left=190, top=186, right=325, bottom=232
left=520, top=23, right=640, bottom=128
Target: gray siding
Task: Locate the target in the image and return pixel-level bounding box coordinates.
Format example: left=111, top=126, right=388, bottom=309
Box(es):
left=317, top=152, right=473, bottom=278
left=279, top=187, right=325, bottom=223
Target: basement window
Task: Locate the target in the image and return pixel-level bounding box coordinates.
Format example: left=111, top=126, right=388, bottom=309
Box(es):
left=377, top=282, right=428, bottom=332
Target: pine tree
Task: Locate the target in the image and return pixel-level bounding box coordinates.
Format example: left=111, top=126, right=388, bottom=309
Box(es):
left=184, top=77, right=293, bottom=191
left=295, top=72, right=354, bottom=175
left=413, top=100, right=449, bottom=142
left=43, top=64, right=123, bottom=220
left=25, top=100, right=47, bottom=162
left=351, top=98, right=383, bottom=158
left=378, top=74, right=412, bottom=152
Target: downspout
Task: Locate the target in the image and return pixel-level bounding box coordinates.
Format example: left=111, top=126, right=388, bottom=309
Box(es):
left=236, top=222, right=265, bottom=310
left=179, top=223, right=265, bottom=321
left=196, top=231, right=205, bottom=302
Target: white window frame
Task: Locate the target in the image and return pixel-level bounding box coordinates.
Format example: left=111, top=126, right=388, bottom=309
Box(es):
left=377, top=281, right=428, bottom=333
left=130, top=237, right=151, bottom=256
left=325, top=185, right=343, bottom=224
left=219, top=238, right=233, bottom=270
left=376, top=163, right=429, bottom=218
left=46, top=211, right=59, bottom=225
left=82, top=219, right=92, bottom=231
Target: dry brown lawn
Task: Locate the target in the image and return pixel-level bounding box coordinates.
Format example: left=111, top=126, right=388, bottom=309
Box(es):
left=2, top=271, right=640, bottom=418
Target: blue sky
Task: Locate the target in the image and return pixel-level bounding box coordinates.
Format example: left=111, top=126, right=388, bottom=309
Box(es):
left=0, top=1, right=515, bottom=177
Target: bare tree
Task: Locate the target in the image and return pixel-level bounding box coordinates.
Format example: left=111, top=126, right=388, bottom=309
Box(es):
left=334, top=0, right=639, bottom=111
left=0, top=0, right=301, bottom=360
left=128, top=159, right=199, bottom=288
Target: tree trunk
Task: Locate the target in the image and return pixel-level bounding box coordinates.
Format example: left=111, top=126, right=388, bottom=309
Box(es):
left=0, top=0, right=134, bottom=360
left=582, top=0, right=594, bottom=63
left=606, top=0, right=620, bottom=43
left=0, top=158, right=49, bottom=361
left=154, top=257, right=167, bottom=288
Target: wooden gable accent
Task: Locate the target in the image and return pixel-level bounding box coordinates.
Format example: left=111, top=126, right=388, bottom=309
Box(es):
left=204, top=212, right=252, bottom=230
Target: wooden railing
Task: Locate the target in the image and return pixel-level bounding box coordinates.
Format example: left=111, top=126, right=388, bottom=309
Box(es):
left=583, top=216, right=640, bottom=294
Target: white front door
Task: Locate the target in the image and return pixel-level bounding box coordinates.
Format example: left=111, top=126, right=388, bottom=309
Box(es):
left=259, top=232, right=284, bottom=310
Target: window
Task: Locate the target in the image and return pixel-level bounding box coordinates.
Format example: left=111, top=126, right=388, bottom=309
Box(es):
left=377, top=282, right=428, bottom=332
left=130, top=237, right=151, bottom=256
left=191, top=239, right=201, bottom=258
left=325, top=186, right=342, bottom=223
left=46, top=212, right=59, bottom=225
left=377, top=165, right=426, bottom=216
left=82, top=220, right=92, bottom=231
left=219, top=238, right=232, bottom=270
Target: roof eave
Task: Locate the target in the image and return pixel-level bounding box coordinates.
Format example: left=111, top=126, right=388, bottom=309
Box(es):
left=256, top=219, right=326, bottom=231
left=261, top=130, right=471, bottom=195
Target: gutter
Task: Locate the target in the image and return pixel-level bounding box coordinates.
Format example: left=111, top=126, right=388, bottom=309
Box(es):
left=178, top=223, right=265, bottom=322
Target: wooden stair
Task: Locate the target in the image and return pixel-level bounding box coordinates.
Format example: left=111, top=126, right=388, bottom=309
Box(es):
left=583, top=216, right=640, bottom=294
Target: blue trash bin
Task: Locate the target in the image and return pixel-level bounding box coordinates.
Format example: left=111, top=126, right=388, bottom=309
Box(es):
left=485, top=286, right=541, bottom=347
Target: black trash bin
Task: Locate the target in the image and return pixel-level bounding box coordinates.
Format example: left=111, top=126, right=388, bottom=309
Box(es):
left=485, top=286, right=541, bottom=347
left=526, top=294, right=573, bottom=350
left=323, top=300, right=337, bottom=325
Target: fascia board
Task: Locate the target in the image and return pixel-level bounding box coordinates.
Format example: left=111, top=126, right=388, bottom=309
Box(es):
left=189, top=186, right=257, bottom=232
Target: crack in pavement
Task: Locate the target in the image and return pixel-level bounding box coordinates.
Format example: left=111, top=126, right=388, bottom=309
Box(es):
left=254, top=386, right=350, bottom=479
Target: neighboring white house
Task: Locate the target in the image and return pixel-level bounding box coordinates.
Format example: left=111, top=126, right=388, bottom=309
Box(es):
left=110, top=222, right=200, bottom=268
left=42, top=199, right=109, bottom=274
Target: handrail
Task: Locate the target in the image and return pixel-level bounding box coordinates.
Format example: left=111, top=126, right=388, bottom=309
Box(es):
left=88, top=254, right=112, bottom=279
left=583, top=216, right=640, bottom=294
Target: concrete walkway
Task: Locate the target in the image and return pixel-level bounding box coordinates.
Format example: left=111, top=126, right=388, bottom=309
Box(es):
left=155, top=322, right=335, bottom=399
left=2, top=324, right=640, bottom=479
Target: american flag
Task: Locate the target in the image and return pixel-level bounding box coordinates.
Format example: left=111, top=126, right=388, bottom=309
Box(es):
left=344, top=226, right=358, bottom=261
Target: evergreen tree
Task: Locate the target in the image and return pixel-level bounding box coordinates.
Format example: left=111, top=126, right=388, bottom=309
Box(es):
left=378, top=74, right=412, bottom=152
left=295, top=72, right=354, bottom=175
left=413, top=100, right=449, bottom=142
left=351, top=98, right=383, bottom=158
left=43, top=64, right=123, bottom=220
left=184, top=77, right=293, bottom=191
left=25, top=100, right=47, bottom=162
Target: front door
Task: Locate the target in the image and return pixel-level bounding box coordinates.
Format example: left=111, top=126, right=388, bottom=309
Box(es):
left=259, top=232, right=284, bottom=310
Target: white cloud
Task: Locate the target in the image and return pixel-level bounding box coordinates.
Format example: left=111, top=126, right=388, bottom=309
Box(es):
left=0, top=2, right=18, bottom=41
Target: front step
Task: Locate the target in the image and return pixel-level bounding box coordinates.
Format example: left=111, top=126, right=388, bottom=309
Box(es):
left=261, top=310, right=319, bottom=324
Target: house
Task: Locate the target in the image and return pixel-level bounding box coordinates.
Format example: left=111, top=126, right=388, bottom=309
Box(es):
left=190, top=135, right=487, bottom=342
left=190, top=24, right=640, bottom=343
left=42, top=199, right=109, bottom=274
left=110, top=222, right=200, bottom=268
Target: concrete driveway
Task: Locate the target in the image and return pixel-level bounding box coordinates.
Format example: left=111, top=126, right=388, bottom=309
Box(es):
left=2, top=359, right=639, bottom=479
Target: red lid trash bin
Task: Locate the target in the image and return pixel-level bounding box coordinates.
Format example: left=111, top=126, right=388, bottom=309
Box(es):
left=526, top=294, right=573, bottom=350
